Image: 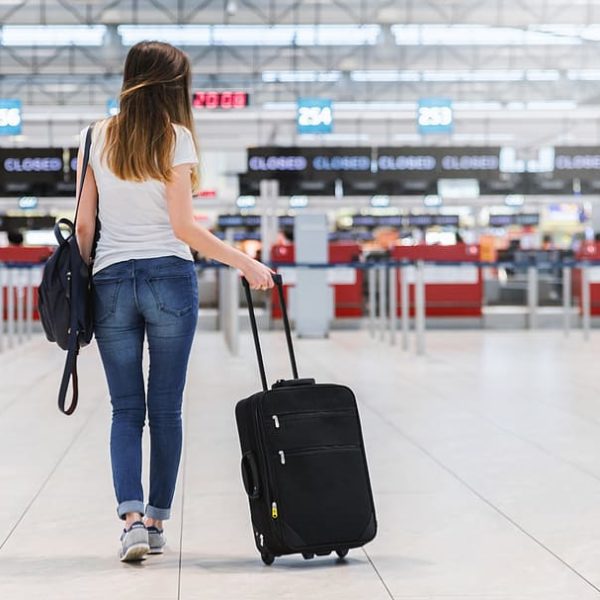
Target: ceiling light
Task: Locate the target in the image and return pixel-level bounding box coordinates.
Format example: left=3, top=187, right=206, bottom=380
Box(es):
left=262, top=71, right=341, bottom=83
left=2, top=25, right=106, bottom=46
left=118, top=25, right=211, bottom=45
left=567, top=70, right=600, bottom=80
left=392, top=24, right=581, bottom=46
left=118, top=24, right=379, bottom=47
left=351, top=71, right=420, bottom=82
left=525, top=69, right=560, bottom=81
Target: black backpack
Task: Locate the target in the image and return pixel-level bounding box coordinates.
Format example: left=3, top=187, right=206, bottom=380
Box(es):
left=38, top=125, right=97, bottom=415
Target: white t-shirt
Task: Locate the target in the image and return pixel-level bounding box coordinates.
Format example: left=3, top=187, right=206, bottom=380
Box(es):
left=79, top=118, right=198, bottom=275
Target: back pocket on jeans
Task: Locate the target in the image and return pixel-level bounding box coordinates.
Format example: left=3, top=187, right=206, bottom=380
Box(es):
left=93, top=279, right=122, bottom=324
left=147, top=274, right=195, bottom=316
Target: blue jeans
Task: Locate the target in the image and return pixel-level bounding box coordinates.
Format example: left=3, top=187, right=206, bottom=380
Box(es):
left=93, top=256, right=198, bottom=521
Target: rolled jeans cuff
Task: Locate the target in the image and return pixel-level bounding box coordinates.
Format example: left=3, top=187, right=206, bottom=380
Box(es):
left=117, top=500, right=145, bottom=520
left=145, top=504, right=171, bottom=520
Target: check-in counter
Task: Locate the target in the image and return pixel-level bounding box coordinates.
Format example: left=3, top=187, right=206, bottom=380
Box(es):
left=270, top=242, right=363, bottom=318
left=391, top=244, right=483, bottom=317
left=0, top=246, right=53, bottom=321
left=574, top=242, right=600, bottom=315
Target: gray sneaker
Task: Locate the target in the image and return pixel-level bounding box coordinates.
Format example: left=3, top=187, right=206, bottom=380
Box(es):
left=147, top=526, right=166, bottom=555
left=120, top=521, right=150, bottom=562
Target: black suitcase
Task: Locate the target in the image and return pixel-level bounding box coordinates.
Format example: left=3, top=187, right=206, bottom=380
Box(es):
left=235, top=274, right=377, bottom=565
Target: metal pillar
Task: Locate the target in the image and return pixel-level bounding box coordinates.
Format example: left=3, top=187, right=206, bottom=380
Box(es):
left=26, top=267, right=34, bottom=340
left=388, top=266, right=397, bottom=346
left=582, top=263, right=591, bottom=341
left=415, top=260, right=426, bottom=356
left=562, top=266, right=571, bottom=337
left=7, top=268, right=14, bottom=349
left=368, top=266, right=376, bottom=338
left=400, top=263, right=410, bottom=351
left=260, top=179, right=279, bottom=332
left=227, top=267, right=240, bottom=356
left=527, top=266, right=538, bottom=330
left=16, top=270, right=23, bottom=345
left=378, top=265, right=387, bottom=341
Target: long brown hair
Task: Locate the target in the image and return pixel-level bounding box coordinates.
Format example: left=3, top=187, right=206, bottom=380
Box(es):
left=103, top=41, right=200, bottom=191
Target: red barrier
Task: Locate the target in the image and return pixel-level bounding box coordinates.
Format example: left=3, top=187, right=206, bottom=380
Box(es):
left=270, top=242, right=363, bottom=318
left=574, top=242, right=600, bottom=315
left=0, top=247, right=52, bottom=321
left=391, top=244, right=483, bottom=317
left=0, top=246, right=53, bottom=264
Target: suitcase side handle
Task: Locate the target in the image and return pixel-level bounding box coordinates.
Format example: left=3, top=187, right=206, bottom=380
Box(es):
left=241, top=451, right=261, bottom=500
left=242, top=273, right=299, bottom=391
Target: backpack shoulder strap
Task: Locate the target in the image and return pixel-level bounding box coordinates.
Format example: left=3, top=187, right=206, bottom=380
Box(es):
left=74, top=124, right=95, bottom=227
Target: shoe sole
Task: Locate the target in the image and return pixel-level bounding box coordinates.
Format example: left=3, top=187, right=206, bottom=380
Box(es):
left=120, top=542, right=150, bottom=562
left=148, top=547, right=164, bottom=555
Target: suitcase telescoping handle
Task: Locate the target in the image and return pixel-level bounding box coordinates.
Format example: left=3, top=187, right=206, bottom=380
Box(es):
left=242, top=273, right=299, bottom=391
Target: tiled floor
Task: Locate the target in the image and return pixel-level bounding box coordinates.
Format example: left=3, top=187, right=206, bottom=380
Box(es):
left=3, top=328, right=600, bottom=599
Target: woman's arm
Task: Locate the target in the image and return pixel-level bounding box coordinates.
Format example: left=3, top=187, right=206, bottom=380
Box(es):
left=166, top=164, right=274, bottom=290
left=74, top=136, right=98, bottom=264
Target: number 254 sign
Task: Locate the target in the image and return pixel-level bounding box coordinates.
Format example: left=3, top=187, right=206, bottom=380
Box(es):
left=0, top=100, right=22, bottom=136
left=297, top=99, right=333, bottom=134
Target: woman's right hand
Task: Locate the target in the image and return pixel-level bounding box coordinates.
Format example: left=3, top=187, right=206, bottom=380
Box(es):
left=240, top=257, right=275, bottom=290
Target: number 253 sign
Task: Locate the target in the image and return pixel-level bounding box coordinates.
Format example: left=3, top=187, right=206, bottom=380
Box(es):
left=417, top=99, right=453, bottom=135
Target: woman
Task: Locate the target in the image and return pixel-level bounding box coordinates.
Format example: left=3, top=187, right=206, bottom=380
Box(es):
left=75, top=41, right=274, bottom=562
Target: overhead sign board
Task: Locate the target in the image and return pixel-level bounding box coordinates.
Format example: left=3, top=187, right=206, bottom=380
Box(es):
left=1, top=148, right=64, bottom=182
left=248, top=147, right=372, bottom=174
left=107, top=98, right=119, bottom=116
left=377, top=147, right=501, bottom=178
left=553, top=147, right=600, bottom=173
left=489, top=213, right=540, bottom=227
left=0, top=99, right=22, bottom=136
left=297, top=98, right=333, bottom=134
left=417, top=98, right=453, bottom=135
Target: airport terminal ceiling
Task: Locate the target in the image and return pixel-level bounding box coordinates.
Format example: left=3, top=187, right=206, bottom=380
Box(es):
left=4, top=0, right=600, bottom=149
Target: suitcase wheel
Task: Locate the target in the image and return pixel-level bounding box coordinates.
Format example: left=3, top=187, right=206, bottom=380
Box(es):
left=302, top=552, right=315, bottom=560
left=261, top=551, right=275, bottom=566
left=336, top=548, right=349, bottom=559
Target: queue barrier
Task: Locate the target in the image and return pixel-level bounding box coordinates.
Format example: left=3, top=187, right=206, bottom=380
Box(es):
left=0, top=258, right=595, bottom=357
left=270, top=242, right=364, bottom=319
left=0, top=263, right=44, bottom=353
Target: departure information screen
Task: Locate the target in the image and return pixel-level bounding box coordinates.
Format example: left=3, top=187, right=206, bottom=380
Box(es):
left=192, top=91, right=249, bottom=109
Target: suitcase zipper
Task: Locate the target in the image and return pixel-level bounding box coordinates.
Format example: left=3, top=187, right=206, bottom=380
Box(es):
left=276, top=444, right=359, bottom=464
left=255, top=402, right=284, bottom=537
left=270, top=408, right=354, bottom=429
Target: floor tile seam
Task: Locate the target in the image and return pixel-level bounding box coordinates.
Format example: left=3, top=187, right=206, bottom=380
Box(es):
left=0, top=337, right=48, bottom=367
left=290, top=340, right=407, bottom=598
left=362, top=401, right=600, bottom=596
left=176, top=378, right=193, bottom=600
left=305, top=339, right=600, bottom=595
left=182, top=342, right=394, bottom=592
left=425, top=345, right=600, bottom=430
left=0, top=369, right=59, bottom=417
left=325, top=335, right=600, bottom=486
left=396, top=371, right=600, bottom=486
left=361, top=546, right=396, bottom=600
left=0, top=395, right=106, bottom=552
